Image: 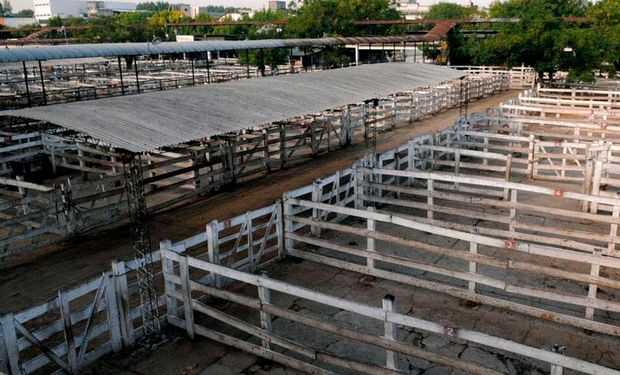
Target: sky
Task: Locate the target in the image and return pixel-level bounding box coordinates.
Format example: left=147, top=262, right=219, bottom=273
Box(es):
left=9, top=0, right=496, bottom=12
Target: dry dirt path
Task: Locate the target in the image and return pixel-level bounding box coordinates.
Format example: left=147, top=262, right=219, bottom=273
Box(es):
left=0, top=90, right=519, bottom=313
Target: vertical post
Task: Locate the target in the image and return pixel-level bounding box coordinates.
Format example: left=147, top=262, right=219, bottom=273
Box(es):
left=504, top=154, right=512, bottom=200
left=258, top=272, right=272, bottom=349
left=427, top=179, right=434, bottom=220
left=104, top=273, right=123, bottom=352
left=311, top=179, right=322, bottom=237
left=509, top=189, right=517, bottom=237
left=178, top=254, right=195, bottom=339
left=355, top=44, right=360, bottom=66
left=550, top=345, right=566, bottom=375
left=591, top=159, right=603, bottom=214
left=246, top=49, right=251, bottom=78
left=22, top=61, right=32, bottom=107
left=279, top=125, right=286, bottom=168
left=368, top=43, right=371, bottom=64
left=276, top=200, right=284, bottom=259
left=38, top=60, right=47, bottom=106
left=527, top=135, right=535, bottom=179
left=282, top=193, right=293, bottom=257
left=111, top=260, right=136, bottom=347
left=382, top=294, right=397, bottom=370
left=259, top=48, right=265, bottom=77
left=206, top=221, right=221, bottom=287
left=469, top=240, right=477, bottom=292
left=117, top=57, right=125, bottom=96
left=367, top=206, right=376, bottom=270
left=190, top=58, right=195, bottom=86
left=161, top=240, right=178, bottom=318
left=354, top=166, right=364, bottom=209
left=58, top=290, right=79, bottom=374
left=0, top=314, right=20, bottom=375
left=133, top=57, right=141, bottom=94
left=206, top=53, right=211, bottom=84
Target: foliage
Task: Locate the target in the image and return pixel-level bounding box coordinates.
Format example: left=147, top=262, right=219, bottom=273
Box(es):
left=424, top=2, right=480, bottom=20
left=287, top=0, right=403, bottom=37
left=421, top=3, right=482, bottom=65
left=2, top=0, right=12, bottom=16
left=201, top=5, right=236, bottom=14
left=235, top=10, right=290, bottom=71
left=587, top=0, right=620, bottom=76
left=136, top=2, right=170, bottom=12
left=13, top=9, right=34, bottom=17
left=466, top=0, right=597, bottom=81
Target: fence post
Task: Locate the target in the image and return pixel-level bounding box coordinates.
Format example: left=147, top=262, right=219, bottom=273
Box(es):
left=527, top=135, right=536, bottom=179
left=382, top=294, right=397, bottom=370
left=111, top=260, right=135, bottom=348
left=590, top=159, right=603, bottom=214
left=504, top=154, right=512, bottom=200
left=178, top=254, right=195, bottom=339
left=367, top=206, right=376, bottom=270
left=0, top=314, right=20, bottom=375
left=258, top=272, right=272, bottom=349
left=311, top=179, right=323, bottom=237
left=550, top=345, right=566, bottom=375
left=427, top=179, right=434, bottom=220
left=282, top=193, right=293, bottom=258
left=279, top=125, right=286, bottom=169
left=585, top=247, right=604, bottom=320
left=469, top=239, right=478, bottom=292
left=104, top=273, right=123, bottom=352
left=58, top=290, right=79, bottom=374
left=206, top=221, right=221, bottom=287
left=160, top=240, right=178, bottom=318
left=509, top=189, right=518, bottom=237
left=275, top=200, right=284, bottom=260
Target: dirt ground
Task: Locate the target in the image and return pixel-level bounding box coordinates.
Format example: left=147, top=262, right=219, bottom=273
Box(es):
left=0, top=90, right=520, bottom=314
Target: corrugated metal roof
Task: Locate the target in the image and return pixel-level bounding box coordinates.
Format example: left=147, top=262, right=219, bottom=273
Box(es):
left=0, top=25, right=455, bottom=64
left=2, top=63, right=465, bottom=152
left=0, top=57, right=110, bottom=70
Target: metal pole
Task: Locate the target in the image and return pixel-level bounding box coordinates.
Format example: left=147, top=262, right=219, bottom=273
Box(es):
left=206, top=52, right=211, bottom=84
left=393, top=43, right=396, bottom=62
left=38, top=60, right=47, bottom=106
left=303, top=46, right=308, bottom=71
left=133, top=56, right=141, bottom=94
left=246, top=49, right=250, bottom=78
left=403, top=41, right=407, bottom=62
left=368, top=43, right=371, bottom=64
left=118, top=56, right=125, bottom=95
left=414, top=42, right=417, bottom=62
left=259, top=48, right=265, bottom=76
left=22, top=61, right=31, bottom=107
left=190, top=57, right=195, bottom=86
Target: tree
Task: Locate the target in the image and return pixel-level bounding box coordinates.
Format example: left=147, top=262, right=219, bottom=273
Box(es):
left=136, top=2, right=170, bottom=12
left=587, top=0, right=620, bottom=76
left=467, top=0, right=596, bottom=81
left=287, top=0, right=402, bottom=38
left=13, top=9, right=34, bottom=17
left=2, top=0, right=12, bottom=16
left=424, top=2, right=479, bottom=20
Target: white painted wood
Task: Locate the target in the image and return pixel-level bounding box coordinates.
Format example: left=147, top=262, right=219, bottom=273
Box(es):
left=382, top=294, right=397, bottom=370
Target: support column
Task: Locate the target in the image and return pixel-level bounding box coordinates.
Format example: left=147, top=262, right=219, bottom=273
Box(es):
left=355, top=44, right=360, bottom=66
left=118, top=57, right=125, bottom=95
left=133, top=57, right=141, bottom=94
left=190, top=58, right=195, bottom=86
left=382, top=294, right=397, bottom=370
left=246, top=49, right=251, bottom=78
left=38, top=60, right=47, bottom=106
left=206, top=53, right=211, bottom=84
left=22, top=61, right=31, bottom=107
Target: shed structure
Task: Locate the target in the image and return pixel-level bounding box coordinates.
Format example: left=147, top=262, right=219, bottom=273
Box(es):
left=3, top=63, right=465, bottom=152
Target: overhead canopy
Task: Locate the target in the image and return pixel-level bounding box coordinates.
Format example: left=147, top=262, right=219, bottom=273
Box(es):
left=2, top=63, right=465, bottom=152
left=0, top=24, right=456, bottom=64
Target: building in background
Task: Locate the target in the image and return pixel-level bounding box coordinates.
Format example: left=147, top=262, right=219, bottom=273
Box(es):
left=86, top=1, right=136, bottom=18
left=170, top=3, right=191, bottom=17
left=268, top=1, right=286, bottom=11
left=33, top=0, right=87, bottom=23
left=396, top=0, right=429, bottom=20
